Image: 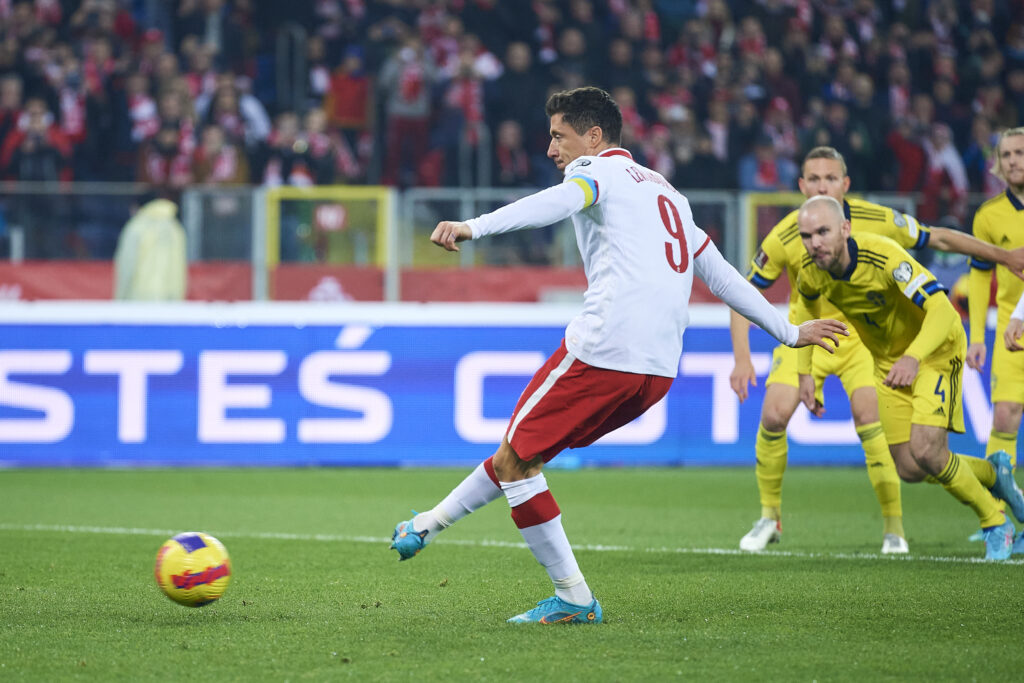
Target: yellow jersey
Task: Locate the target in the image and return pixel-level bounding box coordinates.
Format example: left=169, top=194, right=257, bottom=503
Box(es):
left=794, top=232, right=962, bottom=368
left=748, top=197, right=931, bottom=327
left=968, top=189, right=1024, bottom=341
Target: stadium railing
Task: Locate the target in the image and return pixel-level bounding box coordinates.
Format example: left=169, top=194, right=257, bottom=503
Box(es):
left=0, top=182, right=983, bottom=303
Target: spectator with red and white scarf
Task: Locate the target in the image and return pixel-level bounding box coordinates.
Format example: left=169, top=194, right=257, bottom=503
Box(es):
left=378, top=36, right=437, bottom=186
left=192, top=122, right=249, bottom=185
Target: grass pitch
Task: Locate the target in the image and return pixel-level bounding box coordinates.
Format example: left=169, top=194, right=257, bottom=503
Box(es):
left=1, top=466, right=1021, bottom=681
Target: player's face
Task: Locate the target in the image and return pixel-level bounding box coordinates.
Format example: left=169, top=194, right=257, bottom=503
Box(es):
left=999, top=134, right=1024, bottom=189
left=547, top=114, right=590, bottom=171
left=798, top=158, right=851, bottom=201
left=798, top=204, right=851, bottom=275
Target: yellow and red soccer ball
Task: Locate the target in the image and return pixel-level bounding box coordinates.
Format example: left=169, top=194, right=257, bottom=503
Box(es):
left=154, top=532, right=231, bottom=607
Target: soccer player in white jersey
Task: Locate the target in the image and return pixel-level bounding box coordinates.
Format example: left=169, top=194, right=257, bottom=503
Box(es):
left=389, top=87, right=847, bottom=624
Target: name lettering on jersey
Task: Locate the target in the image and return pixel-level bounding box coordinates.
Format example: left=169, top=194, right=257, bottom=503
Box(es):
left=900, top=213, right=920, bottom=238
left=902, top=273, right=929, bottom=298
left=625, top=165, right=676, bottom=193
left=892, top=261, right=913, bottom=283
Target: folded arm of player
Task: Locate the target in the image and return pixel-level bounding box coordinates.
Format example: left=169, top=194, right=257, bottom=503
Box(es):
left=695, top=239, right=846, bottom=351
left=883, top=296, right=958, bottom=388
left=1006, top=290, right=1024, bottom=352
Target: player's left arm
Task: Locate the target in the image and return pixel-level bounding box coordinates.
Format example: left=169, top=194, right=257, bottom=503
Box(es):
left=927, top=227, right=1024, bottom=279
left=694, top=234, right=846, bottom=351
left=886, top=271, right=958, bottom=388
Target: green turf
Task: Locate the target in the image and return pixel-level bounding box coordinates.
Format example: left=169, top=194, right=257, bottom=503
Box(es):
left=0, top=467, right=1020, bottom=681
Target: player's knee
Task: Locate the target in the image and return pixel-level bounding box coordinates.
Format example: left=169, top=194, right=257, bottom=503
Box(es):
left=760, top=398, right=796, bottom=432
left=849, top=387, right=879, bottom=426
left=491, top=440, right=540, bottom=482
left=893, top=460, right=925, bottom=483
left=760, top=410, right=791, bottom=433
left=993, top=402, right=1024, bottom=432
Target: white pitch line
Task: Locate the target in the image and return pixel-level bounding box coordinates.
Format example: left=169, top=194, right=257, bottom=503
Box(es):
left=0, top=523, right=1020, bottom=565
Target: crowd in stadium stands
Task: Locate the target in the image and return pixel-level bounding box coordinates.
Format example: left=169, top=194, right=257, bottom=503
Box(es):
left=1, top=0, right=1023, bottom=229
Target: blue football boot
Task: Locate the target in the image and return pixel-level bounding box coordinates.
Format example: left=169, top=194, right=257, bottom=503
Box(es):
left=507, top=595, right=602, bottom=624
left=987, top=451, right=1024, bottom=523
left=1013, top=530, right=1024, bottom=556
left=389, top=515, right=428, bottom=561
left=983, top=519, right=1015, bottom=561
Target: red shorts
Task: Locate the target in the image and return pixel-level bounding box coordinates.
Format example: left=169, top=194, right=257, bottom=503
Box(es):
left=505, top=340, right=673, bottom=463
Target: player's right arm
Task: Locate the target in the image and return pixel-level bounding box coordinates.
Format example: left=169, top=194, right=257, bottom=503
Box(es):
left=431, top=164, right=599, bottom=251
left=729, top=309, right=756, bottom=402
left=1006, top=290, right=1024, bottom=351
left=792, top=272, right=826, bottom=416
left=966, top=209, right=995, bottom=369
left=729, top=230, right=789, bottom=400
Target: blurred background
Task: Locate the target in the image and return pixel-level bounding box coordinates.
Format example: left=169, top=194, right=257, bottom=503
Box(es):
left=0, top=0, right=1013, bottom=302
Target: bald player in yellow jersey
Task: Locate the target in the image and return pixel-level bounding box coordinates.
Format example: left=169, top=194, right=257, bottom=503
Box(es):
left=791, top=195, right=1023, bottom=560
left=731, top=146, right=1024, bottom=554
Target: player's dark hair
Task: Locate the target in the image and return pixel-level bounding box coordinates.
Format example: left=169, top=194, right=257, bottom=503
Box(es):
left=545, top=87, right=622, bottom=145
left=802, top=146, right=848, bottom=176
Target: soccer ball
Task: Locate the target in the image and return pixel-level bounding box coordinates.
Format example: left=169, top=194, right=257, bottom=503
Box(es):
left=154, top=532, right=232, bottom=607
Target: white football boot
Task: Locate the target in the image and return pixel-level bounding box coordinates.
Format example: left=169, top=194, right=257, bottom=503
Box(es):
left=739, top=518, right=781, bottom=551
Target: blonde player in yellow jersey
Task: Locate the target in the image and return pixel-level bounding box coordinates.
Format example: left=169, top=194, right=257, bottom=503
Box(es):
left=731, top=146, right=1024, bottom=554
left=966, top=128, right=1024, bottom=552
left=792, top=195, right=1023, bottom=560
left=966, top=129, right=1024, bottom=462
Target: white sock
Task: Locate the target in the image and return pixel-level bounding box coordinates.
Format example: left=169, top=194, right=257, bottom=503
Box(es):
left=501, top=474, right=592, bottom=606
left=518, top=515, right=592, bottom=604
left=412, top=461, right=502, bottom=543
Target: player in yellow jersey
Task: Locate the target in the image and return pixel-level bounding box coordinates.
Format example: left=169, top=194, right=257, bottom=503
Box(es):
left=792, top=195, right=1023, bottom=560
left=731, top=146, right=1024, bottom=554
left=966, top=128, right=1024, bottom=467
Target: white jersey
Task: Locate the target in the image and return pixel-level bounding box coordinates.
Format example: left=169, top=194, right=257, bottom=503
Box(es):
left=467, top=147, right=798, bottom=377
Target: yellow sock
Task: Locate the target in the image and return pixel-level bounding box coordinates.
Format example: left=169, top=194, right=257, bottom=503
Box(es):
left=958, top=452, right=996, bottom=488
left=883, top=516, right=905, bottom=538
left=935, top=452, right=1004, bottom=528
left=856, top=421, right=903, bottom=521
left=987, top=430, right=1018, bottom=467
left=755, top=425, right=786, bottom=521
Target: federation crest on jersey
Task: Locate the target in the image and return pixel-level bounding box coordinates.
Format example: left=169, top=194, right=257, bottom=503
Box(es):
left=753, top=248, right=769, bottom=269
left=892, top=261, right=913, bottom=282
